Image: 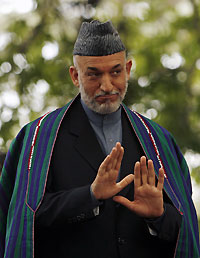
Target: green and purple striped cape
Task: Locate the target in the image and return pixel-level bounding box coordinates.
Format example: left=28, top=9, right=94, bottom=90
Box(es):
left=0, top=97, right=200, bottom=258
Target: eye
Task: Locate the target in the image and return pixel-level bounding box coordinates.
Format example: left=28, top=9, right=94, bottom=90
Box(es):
left=87, top=72, right=101, bottom=77
left=111, top=70, right=121, bottom=76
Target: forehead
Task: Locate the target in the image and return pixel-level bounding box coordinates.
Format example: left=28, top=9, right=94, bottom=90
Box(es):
left=75, top=51, right=126, bottom=70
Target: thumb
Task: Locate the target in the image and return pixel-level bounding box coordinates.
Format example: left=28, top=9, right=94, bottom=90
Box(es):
left=113, top=196, right=138, bottom=213
left=113, top=196, right=134, bottom=210
left=117, top=174, right=134, bottom=191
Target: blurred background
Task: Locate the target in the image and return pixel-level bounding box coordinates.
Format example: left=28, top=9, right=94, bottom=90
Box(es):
left=0, top=0, right=199, bottom=228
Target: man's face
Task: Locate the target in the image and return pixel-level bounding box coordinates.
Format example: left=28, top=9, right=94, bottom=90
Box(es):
left=70, top=51, right=132, bottom=114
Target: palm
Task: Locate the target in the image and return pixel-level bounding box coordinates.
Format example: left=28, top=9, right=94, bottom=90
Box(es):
left=113, top=156, right=165, bottom=218
left=91, top=142, right=134, bottom=200
left=131, top=183, right=163, bottom=217
left=92, top=163, right=119, bottom=199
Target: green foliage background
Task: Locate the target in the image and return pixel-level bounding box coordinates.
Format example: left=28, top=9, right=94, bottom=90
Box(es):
left=0, top=0, right=200, bottom=223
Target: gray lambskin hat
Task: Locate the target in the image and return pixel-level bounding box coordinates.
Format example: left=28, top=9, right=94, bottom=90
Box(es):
left=73, top=20, right=126, bottom=56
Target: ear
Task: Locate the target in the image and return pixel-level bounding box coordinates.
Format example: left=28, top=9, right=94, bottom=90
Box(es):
left=69, top=66, right=79, bottom=87
left=126, top=59, right=132, bottom=80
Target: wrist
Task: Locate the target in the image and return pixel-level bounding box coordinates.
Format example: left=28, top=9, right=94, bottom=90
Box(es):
left=91, top=183, right=100, bottom=200
left=146, top=204, right=166, bottom=221
left=90, top=186, right=100, bottom=203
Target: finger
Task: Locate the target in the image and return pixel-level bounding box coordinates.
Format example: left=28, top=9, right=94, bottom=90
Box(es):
left=134, top=161, right=141, bottom=188
left=111, top=142, right=122, bottom=169
left=157, top=168, right=165, bottom=191
left=140, top=156, right=148, bottom=185
left=108, top=142, right=121, bottom=162
left=113, top=195, right=132, bottom=208
left=117, top=174, right=134, bottom=191
left=115, top=142, right=121, bottom=149
left=111, top=146, right=119, bottom=169
left=98, top=154, right=111, bottom=176
left=113, top=195, right=137, bottom=213
left=107, top=147, right=117, bottom=171
left=147, top=160, right=155, bottom=186
left=115, top=146, right=124, bottom=171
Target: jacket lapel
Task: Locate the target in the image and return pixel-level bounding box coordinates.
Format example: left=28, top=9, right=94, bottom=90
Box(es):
left=119, top=109, right=145, bottom=198
left=69, top=98, right=106, bottom=174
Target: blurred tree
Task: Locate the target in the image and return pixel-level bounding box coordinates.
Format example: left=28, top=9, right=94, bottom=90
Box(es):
left=0, top=0, right=199, bottom=188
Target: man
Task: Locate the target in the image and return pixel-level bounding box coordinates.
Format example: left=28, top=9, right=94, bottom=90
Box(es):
left=0, top=20, right=199, bottom=258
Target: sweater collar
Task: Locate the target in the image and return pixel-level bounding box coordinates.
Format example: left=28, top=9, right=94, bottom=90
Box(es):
left=80, top=99, right=122, bottom=127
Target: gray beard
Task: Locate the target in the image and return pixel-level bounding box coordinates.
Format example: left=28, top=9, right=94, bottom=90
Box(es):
left=79, top=80, right=128, bottom=114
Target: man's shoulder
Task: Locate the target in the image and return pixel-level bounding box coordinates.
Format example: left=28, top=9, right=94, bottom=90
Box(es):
left=123, top=104, right=171, bottom=138
left=9, top=100, right=75, bottom=157
left=20, top=108, right=59, bottom=132
left=22, top=100, right=75, bottom=131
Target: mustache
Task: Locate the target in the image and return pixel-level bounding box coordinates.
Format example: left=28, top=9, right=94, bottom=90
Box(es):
left=95, top=91, right=119, bottom=98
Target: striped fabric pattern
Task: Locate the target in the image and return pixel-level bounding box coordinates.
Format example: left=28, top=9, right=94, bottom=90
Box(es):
left=0, top=97, right=199, bottom=258
left=123, top=105, right=200, bottom=258
left=0, top=100, right=72, bottom=258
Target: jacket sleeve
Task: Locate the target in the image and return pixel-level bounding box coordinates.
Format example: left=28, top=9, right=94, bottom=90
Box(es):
left=35, top=169, right=102, bottom=228
left=146, top=202, right=182, bottom=242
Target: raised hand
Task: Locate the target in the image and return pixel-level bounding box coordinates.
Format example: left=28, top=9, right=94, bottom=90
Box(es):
left=91, top=142, right=134, bottom=200
left=113, top=156, right=165, bottom=218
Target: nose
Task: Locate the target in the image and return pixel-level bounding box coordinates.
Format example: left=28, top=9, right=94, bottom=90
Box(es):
left=100, top=74, right=113, bottom=92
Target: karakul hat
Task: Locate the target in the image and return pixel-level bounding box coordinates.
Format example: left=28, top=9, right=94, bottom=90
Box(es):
left=73, top=20, right=125, bottom=56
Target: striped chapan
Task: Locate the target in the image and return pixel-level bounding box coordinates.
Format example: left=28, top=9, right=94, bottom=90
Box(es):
left=0, top=96, right=199, bottom=258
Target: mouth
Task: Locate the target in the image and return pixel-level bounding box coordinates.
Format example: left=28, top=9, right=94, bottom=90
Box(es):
left=95, top=93, right=119, bottom=103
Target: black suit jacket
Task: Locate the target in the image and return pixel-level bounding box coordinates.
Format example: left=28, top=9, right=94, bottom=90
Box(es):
left=35, top=97, right=180, bottom=258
